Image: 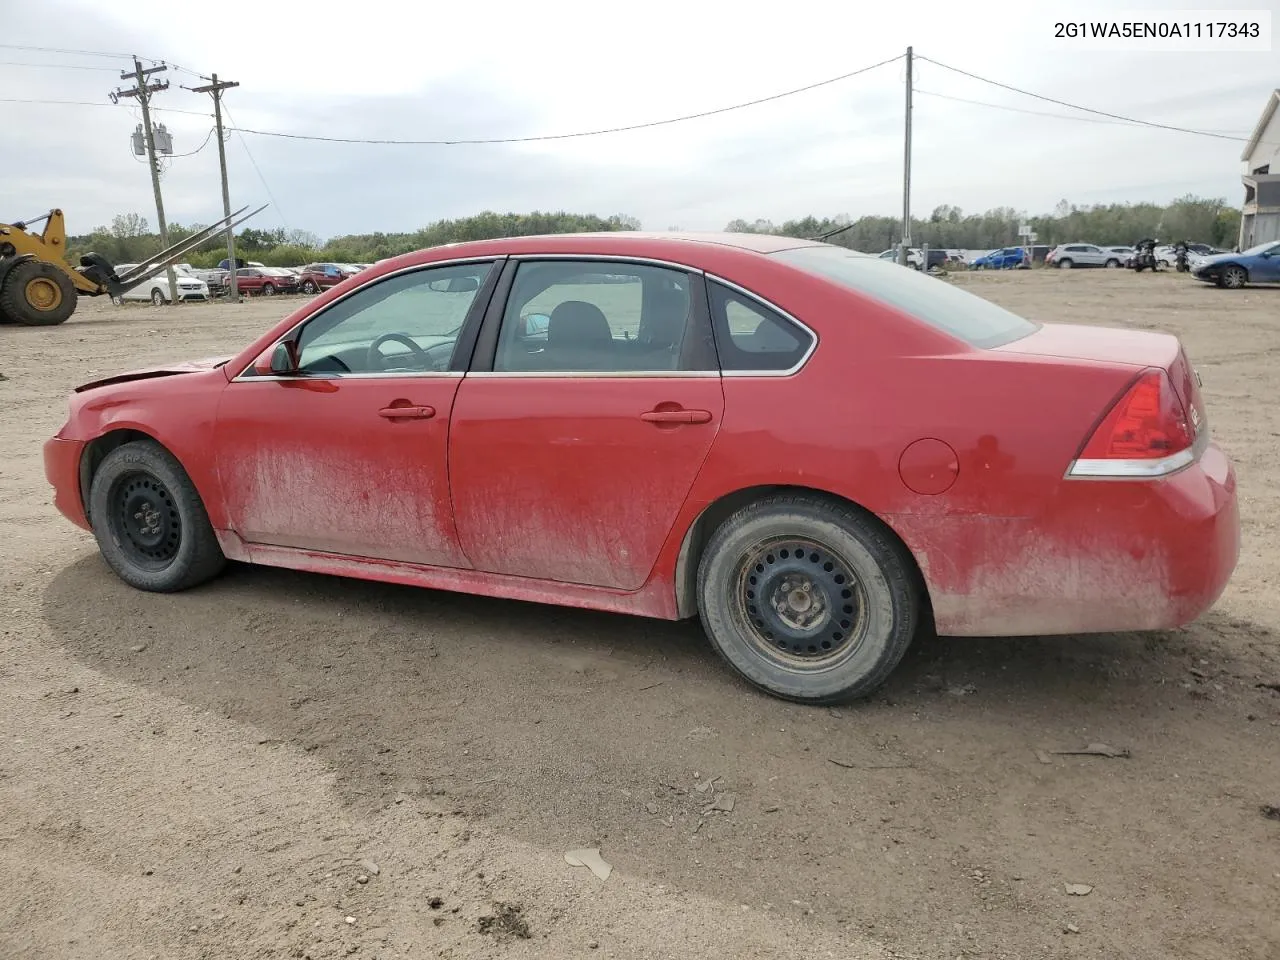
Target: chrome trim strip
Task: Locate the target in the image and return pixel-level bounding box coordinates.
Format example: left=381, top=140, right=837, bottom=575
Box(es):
left=1066, top=447, right=1196, bottom=479
left=467, top=370, right=719, bottom=379
left=705, top=273, right=819, bottom=378
left=509, top=252, right=702, bottom=272
left=229, top=256, right=500, bottom=382
left=235, top=371, right=465, bottom=383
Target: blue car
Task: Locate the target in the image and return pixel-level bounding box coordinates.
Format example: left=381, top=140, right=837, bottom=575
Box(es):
left=970, top=247, right=1028, bottom=270
left=1191, top=240, right=1280, bottom=288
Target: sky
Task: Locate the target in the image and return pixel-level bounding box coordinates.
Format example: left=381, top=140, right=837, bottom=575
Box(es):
left=3, top=0, right=1277, bottom=241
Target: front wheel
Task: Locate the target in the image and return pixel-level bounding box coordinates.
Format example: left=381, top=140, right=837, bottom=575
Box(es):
left=1219, top=266, right=1247, bottom=288
left=1106, top=259, right=1119, bottom=268
left=262, top=283, right=276, bottom=296
left=696, top=495, right=921, bottom=704
left=88, top=440, right=227, bottom=592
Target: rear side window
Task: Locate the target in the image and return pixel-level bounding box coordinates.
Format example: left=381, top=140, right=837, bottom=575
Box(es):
left=707, top=281, right=813, bottom=373
left=772, top=245, right=1037, bottom=349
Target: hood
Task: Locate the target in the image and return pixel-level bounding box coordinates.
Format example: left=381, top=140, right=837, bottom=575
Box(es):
left=1194, top=252, right=1239, bottom=269
left=74, top=355, right=231, bottom=392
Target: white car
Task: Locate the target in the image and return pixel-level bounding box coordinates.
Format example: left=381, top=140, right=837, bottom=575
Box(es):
left=112, top=264, right=211, bottom=305
left=877, top=248, right=923, bottom=269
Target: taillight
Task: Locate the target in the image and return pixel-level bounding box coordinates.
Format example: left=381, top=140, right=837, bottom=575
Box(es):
left=1068, top=368, right=1197, bottom=478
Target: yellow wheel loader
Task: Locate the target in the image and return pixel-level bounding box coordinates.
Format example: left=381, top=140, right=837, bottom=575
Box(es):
left=0, top=204, right=266, bottom=326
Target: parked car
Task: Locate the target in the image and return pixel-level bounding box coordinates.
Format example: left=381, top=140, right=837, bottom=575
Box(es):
left=42, top=232, right=1238, bottom=705
left=232, top=266, right=299, bottom=296
left=878, top=248, right=923, bottom=269
left=1104, top=246, right=1135, bottom=265
left=111, top=264, right=210, bottom=305
left=297, top=262, right=359, bottom=294
left=970, top=247, right=1028, bottom=270
left=1045, top=244, right=1124, bottom=269
left=1190, top=240, right=1280, bottom=288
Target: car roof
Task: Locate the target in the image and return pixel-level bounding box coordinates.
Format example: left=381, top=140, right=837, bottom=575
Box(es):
left=404, top=231, right=828, bottom=259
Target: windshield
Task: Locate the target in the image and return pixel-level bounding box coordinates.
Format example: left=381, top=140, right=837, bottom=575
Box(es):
left=772, top=244, right=1038, bottom=349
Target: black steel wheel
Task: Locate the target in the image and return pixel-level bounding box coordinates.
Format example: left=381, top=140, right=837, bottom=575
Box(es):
left=88, top=440, right=226, bottom=592
left=697, top=494, right=922, bottom=704
left=108, top=471, right=182, bottom=570
left=733, top=537, right=868, bottom=667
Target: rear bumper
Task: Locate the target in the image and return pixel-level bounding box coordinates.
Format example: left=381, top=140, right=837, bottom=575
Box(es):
left=43, top=436, right=90, bottom=530
left=899, top=442, right=1240, bottom=637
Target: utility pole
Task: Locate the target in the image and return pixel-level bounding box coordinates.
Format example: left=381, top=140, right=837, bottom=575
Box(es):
left=112, top=58, right=177, bottom=300
left=188, top=73, right=241, bottom=302
left=899, top=46, right=913, bottom=268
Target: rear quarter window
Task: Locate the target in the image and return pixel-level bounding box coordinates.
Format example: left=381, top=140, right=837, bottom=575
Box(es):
left=771, top=245, right=1038, bottom=349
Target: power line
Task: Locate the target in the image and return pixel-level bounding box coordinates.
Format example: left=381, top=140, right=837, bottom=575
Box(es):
left=0, top=42, right=201, bottom=77
left=0, top=96, right=211, bottom=117
left=915, top=88, right=1150, bottom=128
left=169, top=127, right=218, bottom=158
left=915, top=54, right=1251, bottom=144
left=0, top=60, right=123, bottom=72
left=0, top=42, right=135, bottom=60
left=226, top=54, right=905, bottom=146
left=222, top=102, right=289, bottom=230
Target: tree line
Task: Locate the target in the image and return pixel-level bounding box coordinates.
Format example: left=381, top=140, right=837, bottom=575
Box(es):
left=727, top=195, right=1242, bottom=252
left=65, top=195, right=1241, bottom=268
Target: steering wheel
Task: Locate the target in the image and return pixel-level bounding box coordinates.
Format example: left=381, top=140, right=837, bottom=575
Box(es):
left=367, top=333, right=431, bottom=372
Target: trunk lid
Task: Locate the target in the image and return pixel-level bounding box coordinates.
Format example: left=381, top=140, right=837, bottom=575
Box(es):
left=996, top=322, right=1207, bottom=436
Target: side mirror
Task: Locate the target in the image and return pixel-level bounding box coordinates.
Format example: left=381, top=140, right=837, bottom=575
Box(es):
left=427, top=276, right=480, bottom=293
left=270, top=341, right=298, bottom=375
left=523, top=313, right=550, bottom=336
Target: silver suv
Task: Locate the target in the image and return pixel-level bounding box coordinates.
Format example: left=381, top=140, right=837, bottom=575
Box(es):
left=1046, top=243, right=1126, bottom=269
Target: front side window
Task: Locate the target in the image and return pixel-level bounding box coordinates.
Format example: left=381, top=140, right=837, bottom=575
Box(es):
left=494, top=260, right=696, bottom=373
left=285, top=261, right=493, bottom=375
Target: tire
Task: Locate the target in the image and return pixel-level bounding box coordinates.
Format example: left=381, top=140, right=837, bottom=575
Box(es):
left=696, top=494, right=921, bottom=704
left=1105, top=259, right=1119, bottom=268
left=0, top=259, right=77, bottom=325
left=262, top=283, right=276, bottom=296
left=1219, top=265, right=1247, bottom=289
left=111, top=295, right=123, bottom=306
left=88, top=439, right=226, bottom=592
left=301, top=280, right=318, bottom=294
left=1058, top=258, right=1073, bottom=269
left=151, top=287, right=166, bottom=306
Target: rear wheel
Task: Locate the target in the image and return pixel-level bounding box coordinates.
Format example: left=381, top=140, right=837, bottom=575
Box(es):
left=0, top=260, right=77, bottom=325
left=1058, top=258, right=1073, bottom=269
left=301, top=280, right=318, bottom=294
left=1105, top=258, right=1119, bottom=268
left=1219, top=265, right=1248, bottom=289
left=88, top=440, right=226, bottom=592
left=150, top=288, right=165, bottom=306
left=696, top=495, right=921, bottom=704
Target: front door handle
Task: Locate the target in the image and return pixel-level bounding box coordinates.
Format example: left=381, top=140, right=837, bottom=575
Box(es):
left=378, top=404, right=436, bottom=420
left=640, top=408, right=713, bottom=424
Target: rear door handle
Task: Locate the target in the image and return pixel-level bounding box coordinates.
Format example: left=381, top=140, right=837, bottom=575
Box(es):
left=640, top=408, right=713, bottom=424
left=378, top=404, right=436, bottom=420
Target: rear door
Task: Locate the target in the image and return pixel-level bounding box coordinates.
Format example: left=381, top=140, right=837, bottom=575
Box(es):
left=447, top=257, right=723, bottom=590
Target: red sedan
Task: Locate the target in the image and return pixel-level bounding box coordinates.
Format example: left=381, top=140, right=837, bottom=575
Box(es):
left=43, top=233, right=1239, bottom=704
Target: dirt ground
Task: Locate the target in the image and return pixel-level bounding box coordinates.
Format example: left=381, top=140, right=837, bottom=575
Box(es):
left=2, top=269, right=1278, bottom=960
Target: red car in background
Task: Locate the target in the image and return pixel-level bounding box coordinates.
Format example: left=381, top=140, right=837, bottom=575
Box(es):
left=297, top=262, right=359, bottom=294
left=233, top=267, right=299, bottom=297
left=41, top=232, right=1238, bottom=704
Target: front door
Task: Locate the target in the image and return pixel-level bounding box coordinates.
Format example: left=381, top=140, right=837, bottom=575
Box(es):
left=448, top=258, right=724, bottom=590
left=215, top=259, right=499, bottom=566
